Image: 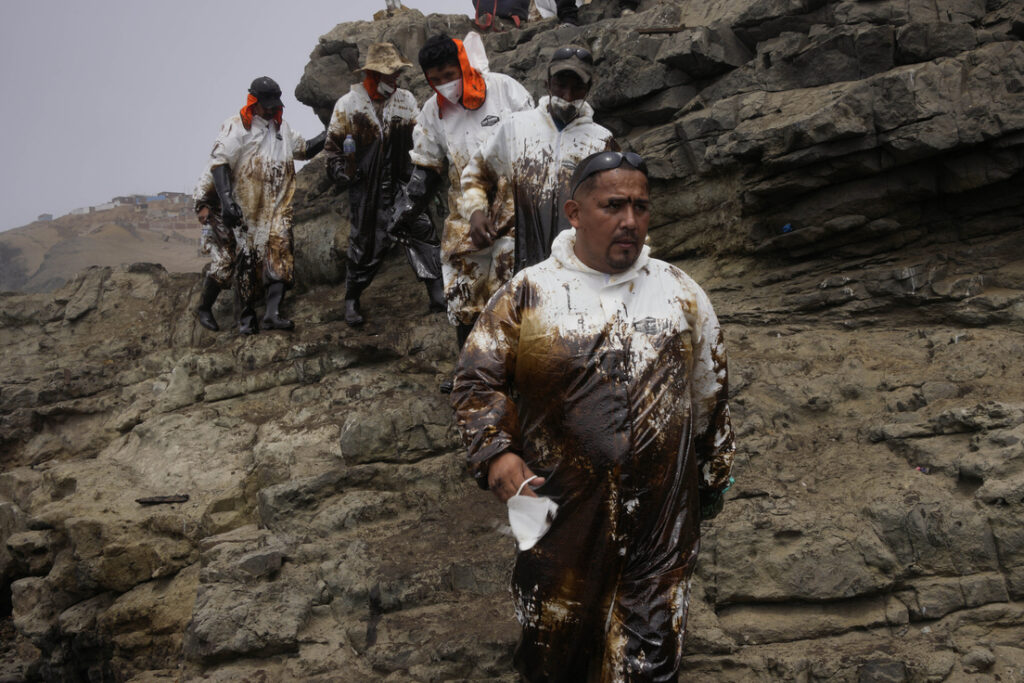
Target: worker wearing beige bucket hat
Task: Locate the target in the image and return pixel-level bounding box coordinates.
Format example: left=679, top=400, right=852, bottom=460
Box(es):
left=325, top=43, right=444, bottom=327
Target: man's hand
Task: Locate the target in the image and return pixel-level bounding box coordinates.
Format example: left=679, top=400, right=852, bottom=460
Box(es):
left=327, top=156, right=351, bottom=186
left=221, top=199, right=244, bottom=229
left=197, top=206, right=211, bottom=226
left=487, top=452, right=546, bottom=503
left=469, top=210, right=497, bottom=250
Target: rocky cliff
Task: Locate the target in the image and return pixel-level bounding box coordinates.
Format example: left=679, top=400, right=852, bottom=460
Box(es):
left=2, top=0, right=1024, bottom=680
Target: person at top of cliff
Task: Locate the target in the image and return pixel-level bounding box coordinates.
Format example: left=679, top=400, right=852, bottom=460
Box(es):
left=206, top=76, right=326, bottom=335
left=385, top=33, right=533, bottom=388
left=452, top=150, right=735, bottom=681
left=191, top=161, right=235, bottom=332
left=325, top=42, right=444, bottom=327
left=459, top=44, right=616, bottom=273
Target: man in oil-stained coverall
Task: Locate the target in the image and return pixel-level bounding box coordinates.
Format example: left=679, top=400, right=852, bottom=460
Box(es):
left=386, top=33, right=533, bottom=352
left=451, top=151, right=735, bottom=682
left=192, top=162, right=235, bottom=331
left=325, top=42, right=445, bottom=327
left=460, top=45, right=615, bottom=273
left=208, top=76, right=325, bottom=334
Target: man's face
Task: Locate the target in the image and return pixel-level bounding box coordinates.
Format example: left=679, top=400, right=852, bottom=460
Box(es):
left=548, top=71, right=589, bottom=102
left=565, top=168, right=650, bottom=274
left=423, top=62, right=461, bottom=87
left=254, top=102, right=281, bottom=120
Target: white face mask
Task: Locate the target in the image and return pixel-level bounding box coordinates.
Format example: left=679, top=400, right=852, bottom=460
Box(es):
left=549, top=96, right=586, bottom=123
left=435, top=78, right=463, bottom=104
left=506, top=475, right=558, bottom=551
left=377, top=81, right=395, bottom=97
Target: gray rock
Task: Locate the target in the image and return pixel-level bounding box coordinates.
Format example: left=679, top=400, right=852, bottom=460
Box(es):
left=655, top=24, right=753, bottom=78
left=896, top=22, right=978, bottom=64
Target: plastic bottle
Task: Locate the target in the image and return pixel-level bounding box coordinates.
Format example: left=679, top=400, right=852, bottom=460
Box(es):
left=342, top=134, right=356, bottom=177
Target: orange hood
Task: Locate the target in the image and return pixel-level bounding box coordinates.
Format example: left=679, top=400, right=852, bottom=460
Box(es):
left=240, top=93, right=283, bottom=130
left=432, top=39, right=486, bottom=115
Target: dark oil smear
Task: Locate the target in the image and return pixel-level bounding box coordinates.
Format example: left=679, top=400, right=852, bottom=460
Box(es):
left=456, top=273, right=724, bottom=679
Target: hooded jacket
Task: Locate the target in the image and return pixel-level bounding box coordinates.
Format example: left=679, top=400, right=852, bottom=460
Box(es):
left=451, top=228, right=735, bottom=681
left=459, top=96, right=616, bottom=271
left=409, top=69, right=533, bottom=262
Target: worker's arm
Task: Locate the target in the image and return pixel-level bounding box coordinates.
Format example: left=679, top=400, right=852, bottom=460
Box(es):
left=689, top=284, right=736, bottom=519
left=451, top=277, right=530, bottom=492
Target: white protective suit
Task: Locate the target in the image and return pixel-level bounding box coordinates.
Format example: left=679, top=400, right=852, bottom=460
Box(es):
left=209, top=113, right=313, bottom=287
left=459, top=96, right=616, bottom=272
left=409, top=69, right=533, bottom=325
left=452, top=227, right=735, bottom=681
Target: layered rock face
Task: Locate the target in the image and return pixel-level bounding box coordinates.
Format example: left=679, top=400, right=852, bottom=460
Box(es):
left=2, top=0, right=1024, bottom=680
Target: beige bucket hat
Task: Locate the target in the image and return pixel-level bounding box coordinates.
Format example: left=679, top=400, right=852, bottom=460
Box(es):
left=355, top=42, right=414, bottom=75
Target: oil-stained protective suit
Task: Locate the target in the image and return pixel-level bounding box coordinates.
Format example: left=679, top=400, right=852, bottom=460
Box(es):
left=193, top=163, right=235, bottom=287
left=407, top=63, right=533, bottom=325
left=452, top=228, right=735, bottom=682
left=459, top=96, right=616, bottom=272
left=325, top=83, right=441, bottom=297
left=208, top=112, right=316, bottom=305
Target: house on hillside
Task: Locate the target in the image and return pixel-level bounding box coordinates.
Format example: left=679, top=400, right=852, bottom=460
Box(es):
left=37, top=214, right=53, bottom=222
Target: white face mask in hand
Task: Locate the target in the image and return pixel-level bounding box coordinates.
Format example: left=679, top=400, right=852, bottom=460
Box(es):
left=435, top=78, right=463, bottom=104
left=507, top=475, right=558, bottom=551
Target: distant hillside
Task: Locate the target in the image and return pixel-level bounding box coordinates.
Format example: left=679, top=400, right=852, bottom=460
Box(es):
left=0, top=195, right=206, bottom=293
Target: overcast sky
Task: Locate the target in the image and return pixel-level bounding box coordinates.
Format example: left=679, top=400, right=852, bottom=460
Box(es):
left=0, top=0, right=469, bottom=232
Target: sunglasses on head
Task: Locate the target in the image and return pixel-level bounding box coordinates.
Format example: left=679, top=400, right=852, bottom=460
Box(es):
left=551, top=46, right=593, bottom=64
left=570, top=151, right=648, bottom=198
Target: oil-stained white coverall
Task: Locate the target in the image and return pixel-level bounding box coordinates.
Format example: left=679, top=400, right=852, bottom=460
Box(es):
left=209, top=113, right=315, bottom=298
left=459, top=96, right=616, bottom=272
left=452, top=228, right=735, bottom=682
left=409, top=69, right=533, bottom=325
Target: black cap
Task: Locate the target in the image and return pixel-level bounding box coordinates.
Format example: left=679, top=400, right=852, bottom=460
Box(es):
left=249, top=76, right=283, bottom=110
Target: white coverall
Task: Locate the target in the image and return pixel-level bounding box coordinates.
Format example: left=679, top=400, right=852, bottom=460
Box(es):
left=451, top=228, right=735, bottom=681
left=209, top=113, right=314, bottom=289
left=459, top=96, right=616, bottom=272
left=409, top=69, right=533, bottom=325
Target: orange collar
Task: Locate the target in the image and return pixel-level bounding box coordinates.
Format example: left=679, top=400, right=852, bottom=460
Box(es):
left=433, top=39, right=486, bottom=115
left=240, top=93, right=283, bottom=130
left=363, top=73, right=386, bottom=101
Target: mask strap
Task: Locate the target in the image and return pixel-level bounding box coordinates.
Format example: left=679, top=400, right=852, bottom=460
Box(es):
left=515, top=475, right=540, bottom=497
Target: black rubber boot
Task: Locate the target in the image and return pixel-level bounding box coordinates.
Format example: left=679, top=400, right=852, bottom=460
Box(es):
left=239, top=308, right=259, bottom=335
left=195, top=277, right=222, bottom=331
left=262, top=282, right=294, bottom=330
left=425, top=278, right=446, bottom=313
left=344, top=299, right=365, bottom=327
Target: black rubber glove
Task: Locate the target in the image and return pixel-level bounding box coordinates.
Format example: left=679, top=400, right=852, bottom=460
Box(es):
left=327, top=156, right=350, bottom=186
left=211, top=164, right=244, bottom=229
left=304, top=130, right=327, bottom=158
left=387, top=166, right=441, bottom=237
left=699, top=489, right=724, bottom=521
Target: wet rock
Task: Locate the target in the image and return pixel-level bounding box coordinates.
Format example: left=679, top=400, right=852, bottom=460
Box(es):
left=3, top=2, right=1024, bottom=679
left=962, top=647, right=996, bottom=673
left=5, top=530, right=58, bottom=577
